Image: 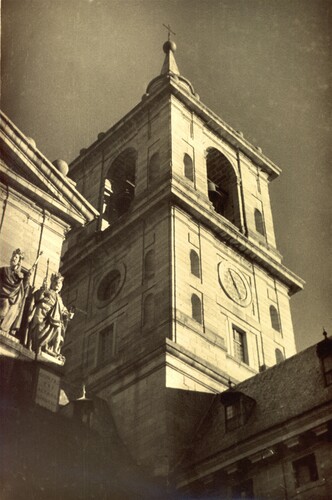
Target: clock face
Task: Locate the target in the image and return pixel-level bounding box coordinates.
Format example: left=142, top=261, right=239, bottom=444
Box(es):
left=218, top=262, right=252, bottom=307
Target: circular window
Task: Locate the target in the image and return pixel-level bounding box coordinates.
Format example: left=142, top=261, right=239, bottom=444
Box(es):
left=97, top=270, right=121, bottom=302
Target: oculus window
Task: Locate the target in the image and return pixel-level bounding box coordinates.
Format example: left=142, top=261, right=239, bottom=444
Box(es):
left=97, top=270, right=122, bottom=303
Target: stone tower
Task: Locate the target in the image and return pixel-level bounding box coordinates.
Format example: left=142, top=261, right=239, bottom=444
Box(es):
left=61, top=40, right=303, bottom=477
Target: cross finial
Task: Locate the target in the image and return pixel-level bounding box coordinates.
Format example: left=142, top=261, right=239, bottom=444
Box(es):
left=163, top=23, right=176, bottom=41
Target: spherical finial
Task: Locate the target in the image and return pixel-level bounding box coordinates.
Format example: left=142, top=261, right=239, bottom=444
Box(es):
left=163, top=40, right=176, bottom=54
left=27, top=137, right=36, bottom=148
left=53, top=159, right=69, bottom=176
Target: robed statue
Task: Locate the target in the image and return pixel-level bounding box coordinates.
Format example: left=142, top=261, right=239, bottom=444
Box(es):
left=0, top=249, right=31, bottom=334
left=28, top=272, right=74, bottom=357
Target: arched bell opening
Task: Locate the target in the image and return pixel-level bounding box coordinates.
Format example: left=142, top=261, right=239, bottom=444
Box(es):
left=206, top=148, right=241, bottom=229
left=102, top=148, right=137, bottom=224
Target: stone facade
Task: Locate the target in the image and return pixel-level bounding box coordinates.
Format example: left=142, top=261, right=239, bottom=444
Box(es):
left=176, top=341, right=332, bottom=499
left=1, top=40, right=331, bottom=499
left=0, top=111, right=97, bottom=359
left=61, top=42, right=304, bottom=476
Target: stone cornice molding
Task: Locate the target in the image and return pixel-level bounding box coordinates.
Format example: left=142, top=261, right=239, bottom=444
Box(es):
left=69, top=78, right=281, bottom=181
left=175, top=403, right=332, bottom=488
left=62, top=178, right=304, bottom=295
left=0, top=111, right=98, bottom=225
left=88, top=338, right=232, bottom=396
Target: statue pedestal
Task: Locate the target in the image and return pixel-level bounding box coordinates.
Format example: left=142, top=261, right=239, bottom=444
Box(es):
left=0, top=350, right=64, bottom=413
left=35, top=349, right=65, bottom=367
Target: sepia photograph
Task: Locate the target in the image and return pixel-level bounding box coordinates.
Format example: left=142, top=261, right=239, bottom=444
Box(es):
left=1, top=0, right=331, bottom=498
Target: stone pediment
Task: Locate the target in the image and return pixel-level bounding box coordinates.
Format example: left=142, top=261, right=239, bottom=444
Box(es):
left=0, top=111, right=98, bottom=226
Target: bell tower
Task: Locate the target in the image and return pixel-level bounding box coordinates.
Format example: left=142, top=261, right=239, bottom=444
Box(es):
left=61, top=38, right=303, bottom=477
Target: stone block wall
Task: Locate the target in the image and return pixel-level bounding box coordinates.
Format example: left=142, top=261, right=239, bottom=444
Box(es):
left=0, top=182, right=68, bottom=288
left=248, top=441, right=332, bottom=499
left=69, top=93, right=171, bottom=218
left=96, top=358, right=168, bottom=477
left=170, top=205, right=296, bottom=383
left=170, top=95, right=280, bottom=257
left=63, top=202, right=172, bottom=378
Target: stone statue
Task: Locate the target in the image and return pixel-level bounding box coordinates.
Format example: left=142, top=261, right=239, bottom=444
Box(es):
left=28, top=272, right=74, bottom=357
left=0, top=249, right=31, bottom=334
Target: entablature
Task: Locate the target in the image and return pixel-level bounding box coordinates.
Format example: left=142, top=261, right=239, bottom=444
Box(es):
left=176, top=404, right=332, bottom=489
left=62, top=176, right=303, bottom=297
left=0, top=111, right=98, bottom=226
left=170, top=177, right=304, bottom=296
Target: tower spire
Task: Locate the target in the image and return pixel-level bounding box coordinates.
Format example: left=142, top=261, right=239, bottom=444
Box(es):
left=146, top=31, right=196, bottom=97
left=161, top=24, right=180, bottom=76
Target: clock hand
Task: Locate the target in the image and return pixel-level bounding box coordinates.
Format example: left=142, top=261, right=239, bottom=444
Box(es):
left=229, top=270, right=241, bottom=299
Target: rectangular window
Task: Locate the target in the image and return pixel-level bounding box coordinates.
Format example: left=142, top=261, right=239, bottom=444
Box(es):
left=293, top=454, right=318, bottom=488
left=232, top=479, right=254, bottom=499
left=86, top=334, right=97, bottom=370
left=233, top=327, right=248, bottom=364
left=98, top=324, right=116, bottom=366
left=225, top=402, right=242, bottom=431
left=322, top=355, right=332, bottom=386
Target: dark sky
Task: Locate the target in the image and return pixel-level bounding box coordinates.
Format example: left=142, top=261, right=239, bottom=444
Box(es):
left=2, top=0, right=332, bottom=351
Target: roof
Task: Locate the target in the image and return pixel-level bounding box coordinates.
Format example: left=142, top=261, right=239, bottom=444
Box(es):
left=177, top=341, right=332, bottom=481
left=0, top=357, right=172, bottom=499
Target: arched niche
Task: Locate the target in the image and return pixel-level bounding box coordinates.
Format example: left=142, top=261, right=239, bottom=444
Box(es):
left=205, top=147, right=241, bottom=229
left=254, top=208, right=265, bottom=236
left=191, top=293, right=202, bottom=324
left=270, top=305, right=281, bottom=332
left=184, top=153, right=194, bottom=181
left=190, top=249, right=200, bottom=278
left=103, top=148, right=137, bottom=222
left=148, top=152, right=160, bottom=184
left=275, top=348, right=284, bottom=364
left=143, top=293, right=155, bottom=327
left=144, top=249, right=155, bottom=281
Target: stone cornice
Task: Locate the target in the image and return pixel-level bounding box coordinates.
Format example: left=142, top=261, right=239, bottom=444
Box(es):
left=175, top=403, right=332, bottom=488
left=170, top=177, right=304, bottom=295
left=166, top=79, right=281, bottom=179
left=87, top=338, right=232, bottom=396
left=62, top=178, right=303, bottom=295
left=0, top=111, right=98, bottom=225
left=0, top=331, right=65, bottom=366
left=69, top=77, right=281, bottom=181
left=1, top=163, right=85, bottom=226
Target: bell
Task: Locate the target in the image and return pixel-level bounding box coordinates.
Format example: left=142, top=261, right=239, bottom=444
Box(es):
left=208, top=180, right=220, bottom=206
left=115, top=189, right=133, bottom=215
left=208, top=180, right=217, bottom=193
